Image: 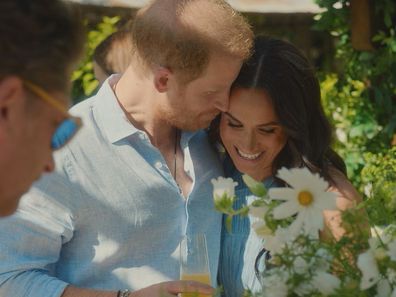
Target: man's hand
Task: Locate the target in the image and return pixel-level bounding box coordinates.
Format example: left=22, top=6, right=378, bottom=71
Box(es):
left=131, top=280, right=214, bottom=297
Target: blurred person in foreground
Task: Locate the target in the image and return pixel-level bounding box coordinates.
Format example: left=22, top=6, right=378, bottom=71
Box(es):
left=0, top=0, right=253, bottom=297
left=0, top=0, right=84, bottom=217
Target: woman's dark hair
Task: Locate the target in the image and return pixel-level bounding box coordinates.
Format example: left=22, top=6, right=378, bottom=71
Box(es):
left=209, top=35, right=346, bottom=182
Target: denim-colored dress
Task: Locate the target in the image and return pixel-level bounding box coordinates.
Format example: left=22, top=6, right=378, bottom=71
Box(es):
left=218, top=157, right=275, bottom=297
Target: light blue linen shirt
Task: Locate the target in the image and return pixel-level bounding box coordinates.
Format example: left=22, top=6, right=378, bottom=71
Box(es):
left=0, top=75, right=223, bottom=297
left=218, top=157, right=274, bottom=297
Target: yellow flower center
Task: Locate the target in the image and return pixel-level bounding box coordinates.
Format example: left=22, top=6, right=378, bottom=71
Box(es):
left=298, top=191, right=313, bottom=206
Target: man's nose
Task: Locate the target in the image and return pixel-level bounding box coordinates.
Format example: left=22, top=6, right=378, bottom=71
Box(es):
left=213, top=93, right=230, bottom=112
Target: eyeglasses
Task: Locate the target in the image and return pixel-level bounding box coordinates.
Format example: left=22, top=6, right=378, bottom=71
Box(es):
left=23, top=80, right=82, bottom=150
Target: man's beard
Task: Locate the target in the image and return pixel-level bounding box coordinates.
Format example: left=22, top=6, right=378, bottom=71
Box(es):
left=156, top=106, right=205, bottom=132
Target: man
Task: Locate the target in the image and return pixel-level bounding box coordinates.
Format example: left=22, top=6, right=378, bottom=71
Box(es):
left=0, top=0, right=253, bottom=296
left=0, top=0, right=84, bottom=216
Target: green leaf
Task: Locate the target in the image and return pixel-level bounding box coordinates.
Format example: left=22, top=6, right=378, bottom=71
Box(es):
left=242, top=174, right=267, bottom=197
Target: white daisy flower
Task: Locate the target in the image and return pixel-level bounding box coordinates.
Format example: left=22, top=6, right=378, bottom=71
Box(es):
left=294, top=281, right=315, bottom=297
left=293, top=256, right=309, bottom=274
left=314, top=248, right=332, bottom=271
left=376, top=279, right=391, bottom=297
left=268, top=167, right=337, bottom=237
left=262, top=226, right=291, bottom=255
left=387, top=239, right=396, bottom=261
left=312, top=270, right=341, bottom=296
left=262, top=271, right=289, bottom=297
left=387, top=268, right=396, bottom=284
left=357, top=249, right=381, bottom=290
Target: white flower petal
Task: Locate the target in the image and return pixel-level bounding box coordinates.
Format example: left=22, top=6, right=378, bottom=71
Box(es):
left=277, top=167, right=308, bottom=189
left=293, top=256, right=308, bottom=274
left=313, top=191, right=337, bottom=211
left=268, top=188, right=297, bottom=201
left=262, top=272, right=289, bottom=297
left=287, top=212, right=305, bottom=238
left=277, top=167, right=329, bottom=192
left=294, top=282, right=315, bottom=296
left=312, top=271, right=340, bottom=296
left=376, top=279, right=391, bottom=297
left=387, top=268, right=396, bottom=284
left=387, top=239, right=396, bottom=261
left=263, top=227, right=290, bottom=255
left=211, top=176, right=238, bottom=198
left=304, top=209, right=324, bottom=236
left=252, top=221, right=272, bottom=238
left=273, top=199, right=300, bottom=219
left=357, top=250, right=380, bottom=290
left=249, top=204, right=268, bottom=219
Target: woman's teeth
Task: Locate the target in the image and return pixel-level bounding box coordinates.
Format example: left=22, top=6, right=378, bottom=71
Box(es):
left=236, top=148, right=262, bottom=160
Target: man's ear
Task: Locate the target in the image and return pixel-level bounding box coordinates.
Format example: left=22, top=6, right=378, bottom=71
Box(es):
left=153, top=66, right=172, bottom=93
left=0, top=76, right=24, bottom=121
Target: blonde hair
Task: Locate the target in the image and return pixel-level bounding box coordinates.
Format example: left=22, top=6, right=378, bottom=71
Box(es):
left=131, top=0, right=253, bottom=82
left=93, top=27, right=133, bottom=75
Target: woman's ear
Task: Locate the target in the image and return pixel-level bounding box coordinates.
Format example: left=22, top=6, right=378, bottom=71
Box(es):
left=153, top=66, right=172, bottom=93
left=0, top=76, right=24, bottom=121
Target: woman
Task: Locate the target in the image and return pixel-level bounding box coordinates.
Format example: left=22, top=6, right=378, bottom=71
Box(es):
left=210, top=36, right=363, bottom=296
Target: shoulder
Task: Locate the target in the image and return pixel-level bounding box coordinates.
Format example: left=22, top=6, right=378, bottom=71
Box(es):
left=327, top=166, right=362, bottom=210
left=69, top=96, right=97, bottom=118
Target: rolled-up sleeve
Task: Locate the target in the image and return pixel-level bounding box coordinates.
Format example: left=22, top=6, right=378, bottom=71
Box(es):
left=0, top=174, right=75, bottom=297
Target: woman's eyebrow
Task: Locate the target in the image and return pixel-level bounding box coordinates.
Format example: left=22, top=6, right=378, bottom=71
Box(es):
left=258, top=121, right=281, bottom=127
left=225, top=112, right=281, bottom=128
left=224, top=112, right=242, bottom=123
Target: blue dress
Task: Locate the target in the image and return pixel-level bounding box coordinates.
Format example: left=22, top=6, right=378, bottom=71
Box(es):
left=218, top=158, right=275, bottom=297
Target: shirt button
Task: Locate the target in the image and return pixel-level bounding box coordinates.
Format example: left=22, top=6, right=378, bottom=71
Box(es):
left=155, top=161, right=162, bottom=169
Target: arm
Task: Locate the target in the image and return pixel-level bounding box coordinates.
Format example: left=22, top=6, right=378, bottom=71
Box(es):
left=0, top=188, right=73, bottom=297
left=0, top=158, right=82, bottom=297
left=321, top=167, right=370, bottom=241
left=62, top=281, right=214, bottom=297
left=0, top=191, right=215, bottom=297
left=62, top=286, right=116, bottom=297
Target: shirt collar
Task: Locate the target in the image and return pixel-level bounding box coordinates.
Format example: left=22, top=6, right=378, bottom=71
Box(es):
left=95, top=74, right=202, bottom=145
left=94, top=74, right=140, bottom=144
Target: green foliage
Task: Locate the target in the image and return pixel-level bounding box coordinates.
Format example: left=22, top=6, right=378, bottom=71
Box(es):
left=314, top=0, right=396, bottom=199
left=71, top=16, right=120, bottom=103
left=361, top=147, right=396, bottom=226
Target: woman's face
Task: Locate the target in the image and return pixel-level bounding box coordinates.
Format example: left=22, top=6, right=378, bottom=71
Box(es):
left=220, top=88, right=287, bottom=181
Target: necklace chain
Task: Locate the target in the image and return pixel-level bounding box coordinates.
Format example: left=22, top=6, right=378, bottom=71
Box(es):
left=174, top=129, right=182, bottom=194
left=174, top=129, right=178, bottom=180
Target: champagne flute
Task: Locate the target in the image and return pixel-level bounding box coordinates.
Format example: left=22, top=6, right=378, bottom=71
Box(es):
left=179, top=233, right=212, bottom=297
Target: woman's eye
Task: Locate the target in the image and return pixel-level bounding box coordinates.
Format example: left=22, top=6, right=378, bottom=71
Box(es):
left=227, top=121, right=242, bottom=128
left=260, top=128, right=275, bottom=134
